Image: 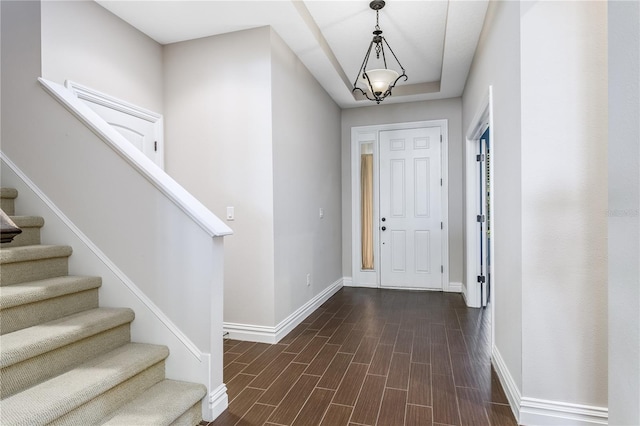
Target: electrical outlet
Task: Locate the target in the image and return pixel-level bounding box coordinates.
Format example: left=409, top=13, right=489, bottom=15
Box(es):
left=306, top=273, right=311, bottom=286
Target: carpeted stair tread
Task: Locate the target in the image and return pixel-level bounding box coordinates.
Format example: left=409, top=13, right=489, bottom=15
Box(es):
left=8, top=216, right=44, bottom=228
left=0, top=307, right=134, bottom=368
left=0, top=343, right=169, bottom=425
left=0, top=244, right=72, bottom=264
left=0, top=188, right=18, bottom=216
left=0, top=188, right=18, bottom=199
left=102, top=379, right=207, bottom=426
left=0, top=275, right=101, bottom=310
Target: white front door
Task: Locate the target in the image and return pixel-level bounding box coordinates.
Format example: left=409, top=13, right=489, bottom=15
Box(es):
left=379, top=127, right=442, bottom=289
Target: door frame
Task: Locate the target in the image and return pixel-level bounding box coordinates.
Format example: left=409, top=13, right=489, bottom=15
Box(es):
left=350, top=119, right=450, bottom=291
left=465, top=86, right=495, bottom=316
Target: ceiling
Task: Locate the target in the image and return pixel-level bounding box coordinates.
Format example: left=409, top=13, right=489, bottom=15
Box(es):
left=96, top=0, right=489, bottom=109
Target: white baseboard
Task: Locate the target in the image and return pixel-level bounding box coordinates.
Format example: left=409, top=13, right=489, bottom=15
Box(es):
left=491, top=346, right=608, bottom=426
left=347, top=282, right=379, bottom=288
left=491, top=345, right=522, bottom=421
left=461, top=283, right=468, bottom=304
left=223, top=277, right=344, bottom=343
left=344, top=276, right=379, bottom=288
left=520, top=398, right=608, bottom=426
left=221, top=323, right=276, bottom=344
left=445, top=281, right=462, bottom=293
left=345, top=277, right=462, bottom=293
left=207, top=384, right=228, bottom=421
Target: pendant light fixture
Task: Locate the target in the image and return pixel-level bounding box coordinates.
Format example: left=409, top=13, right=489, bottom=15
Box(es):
left=352, top=0, right=407, bottom=104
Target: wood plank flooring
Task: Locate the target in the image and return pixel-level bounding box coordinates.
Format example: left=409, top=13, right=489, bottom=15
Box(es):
left=203, top=288, right=517, bottom=426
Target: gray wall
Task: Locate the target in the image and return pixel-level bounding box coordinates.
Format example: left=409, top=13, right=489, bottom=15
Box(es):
left=462, top=0, right=523, bottom=391
left=463, top=0, right=608, bottom=413
left=163, top=26, right=343, bottom=329
left=271, top=29, right=342, bottom=325
left=608, top=1, right=640, bottom=423
left=41, top=0, right=163, bottom=113
left=163, top=27, right=276, bottom=327
left=519, top=1, right=608, bottom=406
left=341, top=98, right=464, bottom=286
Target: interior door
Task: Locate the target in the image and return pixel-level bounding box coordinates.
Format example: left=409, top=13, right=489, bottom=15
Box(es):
left=379, top=127, right=442, bottom=289
left=65, top=81, right=164, bottom=169
left=477, top=127, right=490, bottom=307
left=84, top=102, right=163, bottom=168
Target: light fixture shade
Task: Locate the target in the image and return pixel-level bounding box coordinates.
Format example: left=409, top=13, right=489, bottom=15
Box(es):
left=362, top=68, right=399, bottom=95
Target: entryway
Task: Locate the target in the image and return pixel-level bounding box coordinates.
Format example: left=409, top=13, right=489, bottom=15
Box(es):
left=351, top=120, right=449, bottom=291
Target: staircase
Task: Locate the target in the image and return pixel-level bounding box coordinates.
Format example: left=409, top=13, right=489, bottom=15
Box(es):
left=0, top=188, right=207, bottom=425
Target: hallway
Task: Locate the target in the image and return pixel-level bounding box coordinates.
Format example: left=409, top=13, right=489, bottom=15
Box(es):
left=206, top=288, right=516, bottom=426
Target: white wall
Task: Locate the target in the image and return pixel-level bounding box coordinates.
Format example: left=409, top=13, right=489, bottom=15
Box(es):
left=462, top=0, right=523, bottom=393
left=520, top=0, right=608, bottom=408
left=270, top=29, right=342, bottom=325
left=163, top=27, right=276, bottom=328
left=608, top=1, right=640, bottom=424
left=41, top=0, right=163, bottom=113
left=341, top=98, right=464, bottom=286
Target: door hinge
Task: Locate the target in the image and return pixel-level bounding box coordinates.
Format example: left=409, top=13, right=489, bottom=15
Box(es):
left=476, top=215, right=486, bottom=223
left=477, top=275, right=486, bottom=283
left=476, top=154, right=484, bottom=162
left=440, top=222, right=443, bottom=230
left=154, top=141, right=158, bottom=152
left=441, top=265, right=444, bottom=273
left=440, top=135, right=443, bottom=143
left=440, top=178, right=443, bottom=186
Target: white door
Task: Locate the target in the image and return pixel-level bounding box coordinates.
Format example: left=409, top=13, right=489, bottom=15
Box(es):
left=85, top=102, right=162, bottom=167
left=65, top=81, right=164, bottom=169
left=379, top=127, right=442, bottom=289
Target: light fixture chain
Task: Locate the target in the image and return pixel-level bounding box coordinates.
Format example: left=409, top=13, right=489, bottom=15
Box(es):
left=375, top=10, right=381, bottom=59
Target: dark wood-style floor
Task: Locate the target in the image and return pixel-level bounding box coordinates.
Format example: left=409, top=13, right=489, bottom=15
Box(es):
left=202, top=287, right=517, bottom=426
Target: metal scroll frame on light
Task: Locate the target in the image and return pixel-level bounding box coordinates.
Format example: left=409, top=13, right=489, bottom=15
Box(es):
left=352, top=0, right=408, bottom=104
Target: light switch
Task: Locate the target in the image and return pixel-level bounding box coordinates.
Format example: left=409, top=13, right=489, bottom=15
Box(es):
left=226, top=206, right=235, bottom=221
left=319, top=208, right=324, bottom=219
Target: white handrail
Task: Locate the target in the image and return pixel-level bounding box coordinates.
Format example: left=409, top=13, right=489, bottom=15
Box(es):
left=38, top=78, right=233, bottom=238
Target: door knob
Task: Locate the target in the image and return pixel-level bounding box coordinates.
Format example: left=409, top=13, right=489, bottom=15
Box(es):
left=381, top=217, right=386, bottom=222
left=381, top=226, right=386, bottom=231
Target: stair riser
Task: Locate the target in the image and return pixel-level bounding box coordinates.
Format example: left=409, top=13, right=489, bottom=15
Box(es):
left=0, top=257, right=68, bottom=286
left=171, top=402, right=204, bottom=426
left=0, top=325, right=131, bottom=399
left=1, top=289, right=99, bottom=335
left=0, top=198, right=15, bottom=216
left=50, top=362, right=166, bottom=426
left=2, top=226, right=41, bottom=247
